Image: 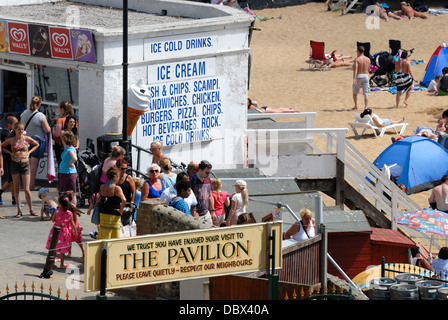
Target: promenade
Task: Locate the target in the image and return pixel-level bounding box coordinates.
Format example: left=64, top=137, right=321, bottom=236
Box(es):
left=0, top=185, right=126, bottom=300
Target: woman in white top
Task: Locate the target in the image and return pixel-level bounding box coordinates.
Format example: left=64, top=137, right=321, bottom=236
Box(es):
left=283, top=208, right=316, bottom=241
left=360, top=108, right=405, bottom=128
left=226, top=180, right=248, bottom=226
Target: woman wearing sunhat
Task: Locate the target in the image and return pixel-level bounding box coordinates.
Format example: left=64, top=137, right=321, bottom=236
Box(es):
left=226, top=180, right=249, bottom=226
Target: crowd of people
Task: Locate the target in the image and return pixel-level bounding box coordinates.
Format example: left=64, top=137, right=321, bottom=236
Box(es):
left=372, top=2, right=428, bottom=21
left=0, top=95, right=316, bottom=268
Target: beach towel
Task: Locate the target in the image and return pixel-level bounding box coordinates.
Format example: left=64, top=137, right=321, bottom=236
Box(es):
left=370, top=86, right=426, bottom=94
left=45, top=131, right=56, bottom=183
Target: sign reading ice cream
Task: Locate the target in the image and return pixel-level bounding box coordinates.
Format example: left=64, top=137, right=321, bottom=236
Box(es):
left=133, top=58, right=226, bottom=146
left=0, top=19, right=95, bottom=63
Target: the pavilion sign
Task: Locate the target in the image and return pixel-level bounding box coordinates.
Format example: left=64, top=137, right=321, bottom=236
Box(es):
left=85, top=222, right=282, bottom=292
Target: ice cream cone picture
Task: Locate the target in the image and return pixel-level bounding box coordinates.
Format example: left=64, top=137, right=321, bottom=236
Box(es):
left=0, top=21, right=8, bottom=52
left=75, top=33, right=91, bottom=59
left=127, top=79, right=151, bottom=136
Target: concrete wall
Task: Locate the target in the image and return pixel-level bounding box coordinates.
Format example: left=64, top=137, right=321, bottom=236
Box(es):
left=86, top=0, right=254, bottom=169
left=0, top=0, right=58, bottom=5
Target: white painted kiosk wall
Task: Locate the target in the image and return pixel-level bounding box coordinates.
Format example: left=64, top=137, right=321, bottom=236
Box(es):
left=0, top=0, right=254, bottom=179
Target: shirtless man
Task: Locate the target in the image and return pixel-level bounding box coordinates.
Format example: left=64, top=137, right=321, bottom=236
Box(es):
left=400, top=2, right=428, bottom=19
left=352, top=46, right=371, bottom=110
left=429, top=175, right=448, bottom=212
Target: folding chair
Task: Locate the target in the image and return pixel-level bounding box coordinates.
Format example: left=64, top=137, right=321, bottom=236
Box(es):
left=389, top=39, right=401, bottom=57
left=348, top=113, right=408, bottom=138
left=308, top=40, right=330, bottom=71
left=356, top=41, right=371, bottom=58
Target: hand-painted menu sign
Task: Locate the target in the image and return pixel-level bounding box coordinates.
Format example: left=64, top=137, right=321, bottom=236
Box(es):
left=0, top=20, right=96, bottom=63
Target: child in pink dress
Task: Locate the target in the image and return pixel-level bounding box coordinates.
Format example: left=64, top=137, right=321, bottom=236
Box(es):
left=66, top=191, right=85, bottom=259
left=45, top=193, right=77, bottom=268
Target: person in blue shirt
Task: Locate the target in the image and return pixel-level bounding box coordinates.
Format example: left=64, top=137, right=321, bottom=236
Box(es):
left=132, top=176, right=142, bottom=221
left=169, top=180, right=192, bottom=216
left=58, top=131, right=78, bottom=205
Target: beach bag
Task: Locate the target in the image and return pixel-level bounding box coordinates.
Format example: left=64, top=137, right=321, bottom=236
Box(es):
left=120, top=220, right=136, bottom=238
left=91, top=205, right=100, bottom=224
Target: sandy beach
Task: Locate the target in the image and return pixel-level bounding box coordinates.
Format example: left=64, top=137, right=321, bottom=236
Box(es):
left=248, top=1, right=448, bottom=209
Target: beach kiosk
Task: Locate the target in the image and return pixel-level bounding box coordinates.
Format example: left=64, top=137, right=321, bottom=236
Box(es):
left=0, top=0, right=255, bottom=172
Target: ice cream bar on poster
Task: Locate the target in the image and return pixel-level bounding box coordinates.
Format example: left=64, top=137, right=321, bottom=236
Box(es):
left=0, top=19, right=96, bottom=63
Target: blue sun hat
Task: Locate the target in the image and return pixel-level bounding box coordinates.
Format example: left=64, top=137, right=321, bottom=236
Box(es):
left=381, top=3, right=389, bottom=8
left=38, top=188, right=49, bottom=198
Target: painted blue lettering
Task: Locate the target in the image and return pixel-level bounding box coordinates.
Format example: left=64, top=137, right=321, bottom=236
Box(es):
left=151, top=42, right=162, bottom=53
left=164, top=41, right=182, bottom=52
left=202, top=103, right=221, bottom=116
left=175, top=61, right=206, bottom=79
left=157, top=65, right=171, bottom=81
left=201, top=116, right=220, bottom=128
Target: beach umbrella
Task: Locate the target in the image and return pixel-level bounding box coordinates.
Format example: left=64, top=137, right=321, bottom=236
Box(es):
left=394, top=208, right=448, bottom=237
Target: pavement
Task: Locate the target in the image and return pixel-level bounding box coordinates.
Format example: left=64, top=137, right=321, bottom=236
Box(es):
left=0, top=184, right=127, bottom=300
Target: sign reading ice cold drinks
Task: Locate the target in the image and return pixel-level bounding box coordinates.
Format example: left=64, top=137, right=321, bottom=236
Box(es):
left=137, top=57, right=225, bottom=146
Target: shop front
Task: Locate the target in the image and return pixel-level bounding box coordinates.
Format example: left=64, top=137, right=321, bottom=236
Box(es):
left=1, top=0, right=254, bottom=177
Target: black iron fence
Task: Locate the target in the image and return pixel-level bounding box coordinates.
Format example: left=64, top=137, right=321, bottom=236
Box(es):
left=381, top=257, right=448, bottom=285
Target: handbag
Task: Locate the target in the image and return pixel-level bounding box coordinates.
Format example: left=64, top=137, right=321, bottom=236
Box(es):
left=91, top=205, right=100, bottom=224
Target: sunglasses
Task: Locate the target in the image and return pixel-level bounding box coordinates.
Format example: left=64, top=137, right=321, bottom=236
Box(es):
left=120, top=167, right=127, bottom=170
left=150, top=169, right=159, bottom=173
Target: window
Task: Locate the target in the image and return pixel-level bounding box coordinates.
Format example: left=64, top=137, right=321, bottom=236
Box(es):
left=34, top=65, right=78, bottom=106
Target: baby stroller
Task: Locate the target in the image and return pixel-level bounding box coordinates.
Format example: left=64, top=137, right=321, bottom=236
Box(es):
left=370, top=51, right=396, bottom=87
left=369, top=40, right=414, bottom=88
left=76, top=149, right=101, bottom=207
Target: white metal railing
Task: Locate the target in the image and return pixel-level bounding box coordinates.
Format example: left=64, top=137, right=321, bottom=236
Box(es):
left=245, top=125, right=421, bottom=227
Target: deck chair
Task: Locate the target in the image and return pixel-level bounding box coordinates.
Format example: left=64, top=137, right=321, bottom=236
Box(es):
left=389, top=39, right=401, bottom=57
left=308, top=41, right=330, bottom=71
left=348, top=113, right=408, bottom=138
left=356, top=41, right=371, bottom=58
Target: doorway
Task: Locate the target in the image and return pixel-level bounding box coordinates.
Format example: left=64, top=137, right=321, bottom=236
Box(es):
left=2, top=70, right=27, bottom=114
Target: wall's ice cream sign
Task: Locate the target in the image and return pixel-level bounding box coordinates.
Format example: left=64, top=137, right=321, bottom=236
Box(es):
left=0, top=20, right=96, bottom=63
left=49, top=27, right=72, bottom=59
left=8, top=22, right=30, bottom=55
left=0, top=21, right=9, bottom=53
